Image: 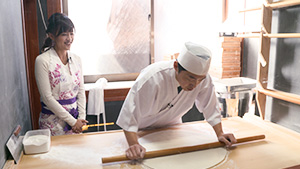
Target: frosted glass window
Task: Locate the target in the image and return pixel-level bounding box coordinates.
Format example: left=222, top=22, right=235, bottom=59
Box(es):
left=68, top=0, right=151, bottom=75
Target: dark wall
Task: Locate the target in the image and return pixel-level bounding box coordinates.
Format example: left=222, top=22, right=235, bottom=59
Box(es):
left=265, top=5, right=300, bottom=133
left=84, top=101, right=204, bottom=133
left=0, top=0, right=32, bottom=168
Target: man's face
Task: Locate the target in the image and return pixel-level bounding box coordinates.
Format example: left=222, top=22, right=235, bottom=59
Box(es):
left=174, top=61, right=206, bottom=91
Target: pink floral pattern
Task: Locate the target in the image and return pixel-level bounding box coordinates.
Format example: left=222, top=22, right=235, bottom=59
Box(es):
left=40, top=113, right=76, bottom=136
left=59, top=90, right=74, bottom=100
left=49, top=64, right=62, bottom=89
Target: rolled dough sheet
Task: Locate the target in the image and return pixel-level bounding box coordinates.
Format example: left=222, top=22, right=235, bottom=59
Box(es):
left=143, top=147, right=227, bottom=169
left=138, top=129, right=218, bottom=151
left=138, top=129, right=228, bottom=169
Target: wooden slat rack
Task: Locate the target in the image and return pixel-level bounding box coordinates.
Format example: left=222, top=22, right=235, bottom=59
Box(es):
left=241, top=0, right=300, bottom=119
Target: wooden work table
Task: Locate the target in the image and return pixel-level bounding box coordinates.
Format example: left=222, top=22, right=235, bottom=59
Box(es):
left=15, top=114, right=300, bottom=169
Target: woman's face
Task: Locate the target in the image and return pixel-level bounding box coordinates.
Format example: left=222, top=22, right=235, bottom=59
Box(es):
left=174, top=61, right=206, bottom=91
left=52, top=31, right=74, bottom=51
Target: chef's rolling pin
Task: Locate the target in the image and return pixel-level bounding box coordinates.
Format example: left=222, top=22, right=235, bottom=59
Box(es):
left=102, top=134, right=265, bottom=163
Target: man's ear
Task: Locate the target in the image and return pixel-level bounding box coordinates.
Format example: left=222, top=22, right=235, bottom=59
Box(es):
left=174, top=60, right=178, bottom=72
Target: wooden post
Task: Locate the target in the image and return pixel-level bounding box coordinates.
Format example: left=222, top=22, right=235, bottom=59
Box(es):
left=256, top=5, right=272, bottom=119
left=47, top=0, right=62, bottom=18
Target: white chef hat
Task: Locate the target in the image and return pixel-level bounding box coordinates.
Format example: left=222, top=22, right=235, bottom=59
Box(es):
left=177, top=42, right=212, bottom=76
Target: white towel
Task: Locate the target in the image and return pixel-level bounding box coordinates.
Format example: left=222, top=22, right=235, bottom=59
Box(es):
left=87, top=78, right=108, bottom=115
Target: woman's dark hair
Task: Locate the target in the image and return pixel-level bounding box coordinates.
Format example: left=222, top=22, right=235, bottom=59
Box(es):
left=41, top=13, right=75, bottom=52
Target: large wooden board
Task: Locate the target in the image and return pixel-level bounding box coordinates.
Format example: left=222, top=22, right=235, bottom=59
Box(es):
left=16, top=115, right=300, bottom=169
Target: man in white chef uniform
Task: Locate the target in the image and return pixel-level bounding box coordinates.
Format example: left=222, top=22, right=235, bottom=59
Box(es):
left=117, top=42, right=237, bottom=160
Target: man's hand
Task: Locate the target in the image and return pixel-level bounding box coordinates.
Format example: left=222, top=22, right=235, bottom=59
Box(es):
left=123, top=130, right=147, bottom=160
left=126, top=144, right=146, bottom=160
left=213, top=122, right=237, bottom=148
left=217, top=133, right=237, bottom=148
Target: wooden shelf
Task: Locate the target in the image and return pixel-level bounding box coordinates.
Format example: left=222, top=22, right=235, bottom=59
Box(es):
left=254, top=1, right=300, bottom=119
left=266, top=0, right=300, bottom=9
left=256, top=88, right=300, bottom=105
left=240, top=0, right=300, bottom=12
left=264, top=33, right=300, bottom=38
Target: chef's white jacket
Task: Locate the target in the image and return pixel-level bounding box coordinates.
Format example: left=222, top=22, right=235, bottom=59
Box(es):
left=116, top=60, right=221, bottom=132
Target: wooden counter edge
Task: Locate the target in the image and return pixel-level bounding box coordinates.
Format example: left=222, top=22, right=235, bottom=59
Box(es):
left=3, top=159, right=17, bottom=169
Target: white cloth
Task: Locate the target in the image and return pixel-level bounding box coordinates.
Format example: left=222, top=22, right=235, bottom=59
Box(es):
left=87, top=78, right=108, bottom=115
left=35, top=48, right=86, bottom=128
left=177, top=42, right=212, bottom=75
left=116, top=60, right=221, bottom=132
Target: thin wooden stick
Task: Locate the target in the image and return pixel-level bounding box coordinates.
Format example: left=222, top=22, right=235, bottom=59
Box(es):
left=85, top=122, right=114, bottom=128
left=239, top=7, right=261, bottom=13
left=102, top=134, right=265, bottom=163
left=82, top=122, right=114, bottom=131
left=236, top=33, right=260, bottom=38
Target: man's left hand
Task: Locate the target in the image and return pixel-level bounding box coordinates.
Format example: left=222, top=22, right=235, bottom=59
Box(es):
left=218, top=133, right=237, bottom=148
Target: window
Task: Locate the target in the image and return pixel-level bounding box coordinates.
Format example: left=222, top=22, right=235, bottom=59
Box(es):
left=68, top=0, right=151, bottom=76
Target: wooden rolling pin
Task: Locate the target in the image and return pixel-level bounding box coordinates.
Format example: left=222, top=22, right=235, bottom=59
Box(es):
left=102, top=134, right=265, bottom=163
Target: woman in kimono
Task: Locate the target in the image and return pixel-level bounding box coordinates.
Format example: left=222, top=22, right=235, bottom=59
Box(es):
left=35, top=13, right=88, bottom=136
left=116, top=42, right=237, bottom=160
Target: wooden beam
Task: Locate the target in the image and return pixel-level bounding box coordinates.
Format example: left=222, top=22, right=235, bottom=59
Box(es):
left=23, top=0, right=41, bottom=129
left=236, top=33, right=260, bottom=38
left=239, top=7, right=261, bottom=13
left=264, top=33, right=300, bottom=38
left=266, top=0, right=300, bottom=9
left=47, top=0, right=62, bottom=18
left=238, top=33, right=300, bottom=38
left=256, top=32, right=271, bottom=119
left=256, top=88, right=300, bottom=105
left=222, top=0, right=228, bottom=22
left=256, top=91, right=266, bottom=119
left=261, top=4, right=272, bottom=34
left=22, top=0, right=63, bottom=130
left=257, top=33, right=270, bottom=89
left=239, top=1, right=300, bottom=13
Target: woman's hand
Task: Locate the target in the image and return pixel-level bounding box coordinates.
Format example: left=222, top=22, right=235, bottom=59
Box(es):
left=72, top=119, right=88, bottom=133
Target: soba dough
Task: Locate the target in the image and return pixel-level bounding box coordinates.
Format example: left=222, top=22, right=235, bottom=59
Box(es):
left=139, top=129, right=228, bottom=169
left=143, top=148, right=227, bottom=169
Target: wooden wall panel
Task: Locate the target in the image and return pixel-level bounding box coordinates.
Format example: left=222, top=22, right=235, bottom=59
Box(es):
left=23, top=0, right=40, bottom=129
left=47, top=0, right=62, bottom=18
left=23, top=0, right=62, bottom=129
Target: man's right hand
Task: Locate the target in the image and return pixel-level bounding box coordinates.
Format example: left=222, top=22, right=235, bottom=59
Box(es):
left=126, top=144, right=146, bottom=160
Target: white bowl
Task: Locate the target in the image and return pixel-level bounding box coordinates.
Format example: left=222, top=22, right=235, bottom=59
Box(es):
left=23, top=129, right=51, bottom=154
